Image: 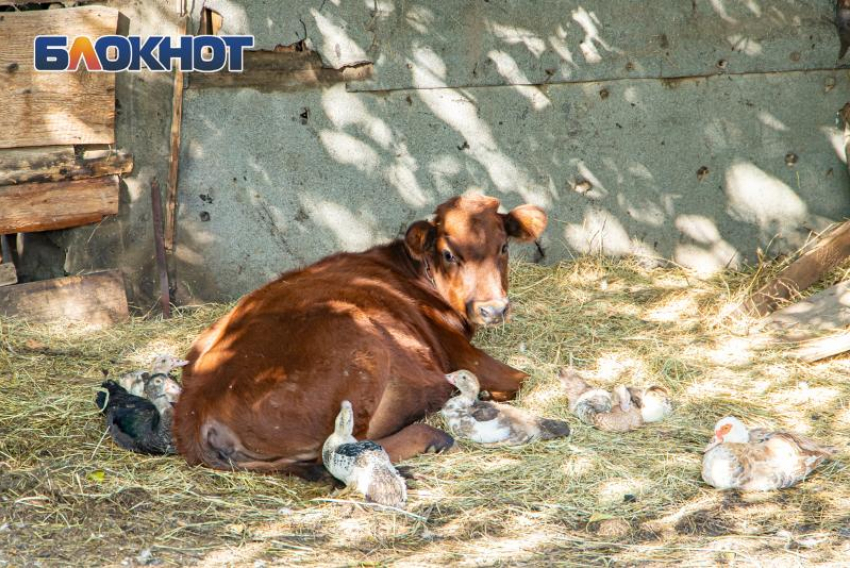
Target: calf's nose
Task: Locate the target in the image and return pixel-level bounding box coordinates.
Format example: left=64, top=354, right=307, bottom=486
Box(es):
left=470, top=299, right=510, bottom=325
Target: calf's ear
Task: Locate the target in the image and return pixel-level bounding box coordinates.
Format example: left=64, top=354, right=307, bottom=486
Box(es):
left=405, top=220, right=436, bottom=258
left=503, top=204, right=547, bottom=242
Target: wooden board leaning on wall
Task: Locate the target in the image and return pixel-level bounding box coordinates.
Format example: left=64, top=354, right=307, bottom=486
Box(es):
left=0, top=6, right=119, bottom=148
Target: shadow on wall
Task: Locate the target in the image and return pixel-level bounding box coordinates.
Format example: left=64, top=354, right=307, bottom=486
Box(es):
left=165, top=0, right=849, bottom=302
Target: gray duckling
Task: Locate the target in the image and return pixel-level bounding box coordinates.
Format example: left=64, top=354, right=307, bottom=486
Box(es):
left=441, top=370, right=570, bottom=445
left=117, top=353, right=187, bottom=402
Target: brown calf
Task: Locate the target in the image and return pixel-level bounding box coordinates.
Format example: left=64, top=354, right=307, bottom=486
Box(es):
left=173, top=194, right=547, bottom=480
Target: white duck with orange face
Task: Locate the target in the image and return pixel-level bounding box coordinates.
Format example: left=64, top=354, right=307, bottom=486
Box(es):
left=702, top=416, right=836, bottom=491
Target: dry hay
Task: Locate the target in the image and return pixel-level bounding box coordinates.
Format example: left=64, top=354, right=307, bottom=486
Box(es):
left=2, top=256, right=850, bottom=567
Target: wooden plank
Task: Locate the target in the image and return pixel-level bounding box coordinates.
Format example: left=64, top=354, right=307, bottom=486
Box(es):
left=786, top=333, right=850, bottom=363
left=760, top=280, right=850, bottom=340
left=164, top=17, right=187, bottom=253
left=0, top=176, right=119, bottom=234
left=0, top=147, right=132, bottom=186
left=0, top=1, right=101, bottom=5
left=0, top=270, right=128, bottom=327
left=737, top=220, right=850, bottom=317
left=0, top=263, right=16, bottom=287
left=0, top=6, right=119, bottom=148
left=0, top=146, right=74, bottom=172
left=187, top=49, right=373, bottom=90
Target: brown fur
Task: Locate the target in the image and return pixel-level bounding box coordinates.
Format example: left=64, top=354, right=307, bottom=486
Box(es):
left=174, top=195, right=547, bottom=478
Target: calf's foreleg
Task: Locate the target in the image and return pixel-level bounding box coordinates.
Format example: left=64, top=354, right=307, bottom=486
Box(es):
left=374, top=424, right=455, bottom=463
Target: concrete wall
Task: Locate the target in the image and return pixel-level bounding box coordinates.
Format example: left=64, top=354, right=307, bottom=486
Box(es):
left=65, top=0, right=850, bottom=305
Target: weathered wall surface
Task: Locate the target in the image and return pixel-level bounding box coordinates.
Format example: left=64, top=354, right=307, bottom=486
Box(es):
left=66, top=0, right=850, bottom=305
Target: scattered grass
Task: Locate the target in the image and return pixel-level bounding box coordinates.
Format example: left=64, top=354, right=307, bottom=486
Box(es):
left=2, top=256, right=850, bottom=566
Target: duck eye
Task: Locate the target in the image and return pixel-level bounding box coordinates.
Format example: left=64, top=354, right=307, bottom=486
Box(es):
left=501, top=243, right=509, bottom=255
left=442, top=249, right=455, bottom=263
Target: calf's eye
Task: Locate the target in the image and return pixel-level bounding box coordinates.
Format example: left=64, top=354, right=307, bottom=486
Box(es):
left=442, top=250, right=456, bottom=263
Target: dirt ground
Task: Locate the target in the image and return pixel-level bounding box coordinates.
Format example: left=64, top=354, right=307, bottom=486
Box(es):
left=2, top=257, right=850, bottom=567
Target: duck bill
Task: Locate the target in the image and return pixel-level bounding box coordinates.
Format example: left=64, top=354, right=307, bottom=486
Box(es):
left=704, top=436, right=721, bottom=453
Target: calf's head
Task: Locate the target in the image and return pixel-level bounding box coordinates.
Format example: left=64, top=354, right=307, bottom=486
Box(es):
left=405, top=195, right=547, bottom=326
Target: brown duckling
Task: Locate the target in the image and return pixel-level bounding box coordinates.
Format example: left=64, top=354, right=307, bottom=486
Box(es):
left=559, top=369, right=672, bottom=432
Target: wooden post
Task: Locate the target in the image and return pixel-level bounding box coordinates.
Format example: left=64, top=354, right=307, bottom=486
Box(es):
left=841, top=103, right=850, bottom=176
left=150, top=179, right=171, bottom=318
left=164, top=16, right=188, bottom=253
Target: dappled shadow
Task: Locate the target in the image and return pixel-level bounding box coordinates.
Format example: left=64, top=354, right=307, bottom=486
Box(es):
left=3, top=259, right=850, bottom=564
left=161, top=0, right=850, bottom=302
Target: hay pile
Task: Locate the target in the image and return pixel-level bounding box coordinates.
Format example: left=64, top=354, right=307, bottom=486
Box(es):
left=1, top=257, right=850, bottom=566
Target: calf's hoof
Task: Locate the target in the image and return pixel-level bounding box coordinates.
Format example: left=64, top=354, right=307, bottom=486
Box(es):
left=425, top=429, right=456, bottom=454
left=484, top=389, right=518, bottom=402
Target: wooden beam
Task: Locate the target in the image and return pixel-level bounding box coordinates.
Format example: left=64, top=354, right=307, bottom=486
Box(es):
left=760, top=280, right=850, bottom=340
left=0, top=1, right=101, bottom=5
left=0, top=263, right=16, bottom=287
left=187, top=49, right=373, bottom=91
left=0, top=146, right=75, bottom=172
left=0, top=6, right=119, bottom=148
left=0, top=147, right=133, bottom=186
left=164, top=17, right=188, bottom=253
left=737, top=220, right=850, bottom=317
left=0, top=270, right=128, bottom=327
left=786, top=333, right=850, bottom=363
left=0, top=176, right=119, bottom=234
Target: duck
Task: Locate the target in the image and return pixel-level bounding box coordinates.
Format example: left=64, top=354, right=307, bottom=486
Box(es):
left=95, top=375, right=178, bottom=455
left=441, top=369, right=570, bottom=445
left=116, top=353, right=188, bottom=401
left=558, top=368, right=672, bottom=432
left=702, top=416, right=836, bottom=491
left=616, top=384, right=673, bottom=424
left=321, top=400, right=407, bottom=507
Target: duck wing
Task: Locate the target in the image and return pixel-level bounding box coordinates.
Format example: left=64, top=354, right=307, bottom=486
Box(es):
left=350, top=443, right=406, bottom=506
left=333, top=441, right=406, bottom=506
left=770, top=431, right=836, bottom=457
left=760, top=432, right=835, bottom=487
left=98, top=381, right=167, bottom=453
left=726, top=431, right=833, bottom=490
left=469, top=401, right=501, bottom=422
